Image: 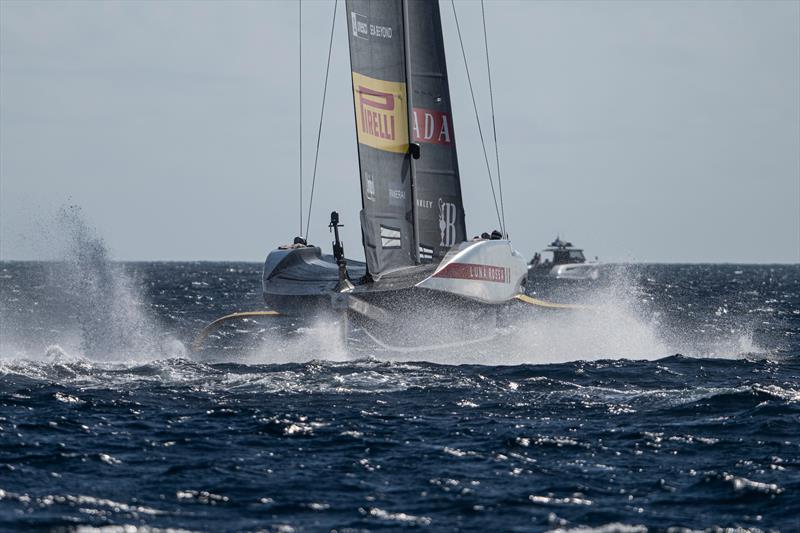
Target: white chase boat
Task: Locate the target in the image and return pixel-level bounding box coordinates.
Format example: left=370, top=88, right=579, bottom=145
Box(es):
left=528, top=237, right=601, bottom=281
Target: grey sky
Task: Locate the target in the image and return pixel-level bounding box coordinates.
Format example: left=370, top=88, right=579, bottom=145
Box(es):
left=1, top=0, right=798, bottom=263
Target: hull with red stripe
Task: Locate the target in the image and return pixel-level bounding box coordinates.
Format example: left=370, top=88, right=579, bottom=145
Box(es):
left=415, top=239, right=528, bottom=304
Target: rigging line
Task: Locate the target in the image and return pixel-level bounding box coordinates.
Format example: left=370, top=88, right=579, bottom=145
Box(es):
left=481, top=0, right=507, bottom=238
left=450, top=0, right=503, bottom=235
left=298, top=0, right=303, bottom=237
left=304, top=0, right=338, bottom=243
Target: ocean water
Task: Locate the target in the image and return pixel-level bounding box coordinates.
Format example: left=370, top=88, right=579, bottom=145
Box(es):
left=1, top=255, right=799, bottom=531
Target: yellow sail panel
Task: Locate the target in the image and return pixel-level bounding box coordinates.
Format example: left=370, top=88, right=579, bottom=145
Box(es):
left=352, top=72, right=409, bottom=154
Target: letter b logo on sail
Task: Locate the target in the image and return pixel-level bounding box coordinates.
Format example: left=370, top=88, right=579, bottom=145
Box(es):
left=439, top=198, right=457, bottom=247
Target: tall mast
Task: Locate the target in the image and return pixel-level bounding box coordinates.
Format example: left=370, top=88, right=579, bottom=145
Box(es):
left=402, top=0, right=420, bottom=264
left=345, top=1, right=370, bottom=277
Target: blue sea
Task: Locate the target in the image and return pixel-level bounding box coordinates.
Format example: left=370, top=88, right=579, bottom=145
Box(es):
left=1, top=256, right=799, bottom=532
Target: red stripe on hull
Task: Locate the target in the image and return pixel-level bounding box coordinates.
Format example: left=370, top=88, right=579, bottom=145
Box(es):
left=434, top=263, right=507, bottom=283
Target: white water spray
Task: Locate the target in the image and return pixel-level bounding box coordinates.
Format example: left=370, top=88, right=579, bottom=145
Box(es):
left=246, top=318, right=350, bottom=364
left=338, top=268, right=769, bottom=365
left=0, top=206, right=186, bottom=361
left=1, top=207, right=772, bottom=366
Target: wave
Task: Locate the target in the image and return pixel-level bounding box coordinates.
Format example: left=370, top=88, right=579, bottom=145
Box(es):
left=2, top=356, right=798, bottom=410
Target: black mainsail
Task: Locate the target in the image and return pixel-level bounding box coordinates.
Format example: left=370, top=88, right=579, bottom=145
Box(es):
left=346, top=0, right=467, bottom=276
left=346, top=0, right=415, bottom=277
left=258, top=0, right=530, bottom=341
left=405, top=0, right=467, bottom=261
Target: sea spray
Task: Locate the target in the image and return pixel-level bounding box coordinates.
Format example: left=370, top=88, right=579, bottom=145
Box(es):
left=53, top=206, right=146, bottom=356
left=343, top=267, right=673, bottom=365
left=0, top=205, right=186, bottom=361
left=499, top=266, right=775, bottom=364
left=1, top=232, right=787, bottom=365
left=191, top=265, right=757, bottom=365
left=505, top=267, right=671, bottom=363
left=247, top=318, right=350, bottom=364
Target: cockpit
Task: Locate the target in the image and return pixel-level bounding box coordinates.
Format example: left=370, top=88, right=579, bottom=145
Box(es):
left=551, top=249, right=585, bottom=264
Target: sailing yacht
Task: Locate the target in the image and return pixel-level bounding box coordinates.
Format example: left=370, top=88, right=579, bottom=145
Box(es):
left=261, top=0, right=528, bottom=348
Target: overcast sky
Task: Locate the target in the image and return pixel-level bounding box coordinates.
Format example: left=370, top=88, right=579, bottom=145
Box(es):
left=1, top=0, right=798, bottom=263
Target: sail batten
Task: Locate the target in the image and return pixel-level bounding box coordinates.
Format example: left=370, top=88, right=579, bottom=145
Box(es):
left=410, top=72, right=447, bottom=78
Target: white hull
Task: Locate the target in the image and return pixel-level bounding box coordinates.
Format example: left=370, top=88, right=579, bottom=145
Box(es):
left=548, top=262, right=601, bottom=281
left=416, top=240, right=528, bottom=304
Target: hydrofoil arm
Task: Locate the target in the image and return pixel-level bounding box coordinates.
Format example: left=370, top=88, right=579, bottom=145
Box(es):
left=192, top=310, right=281, bottom=351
